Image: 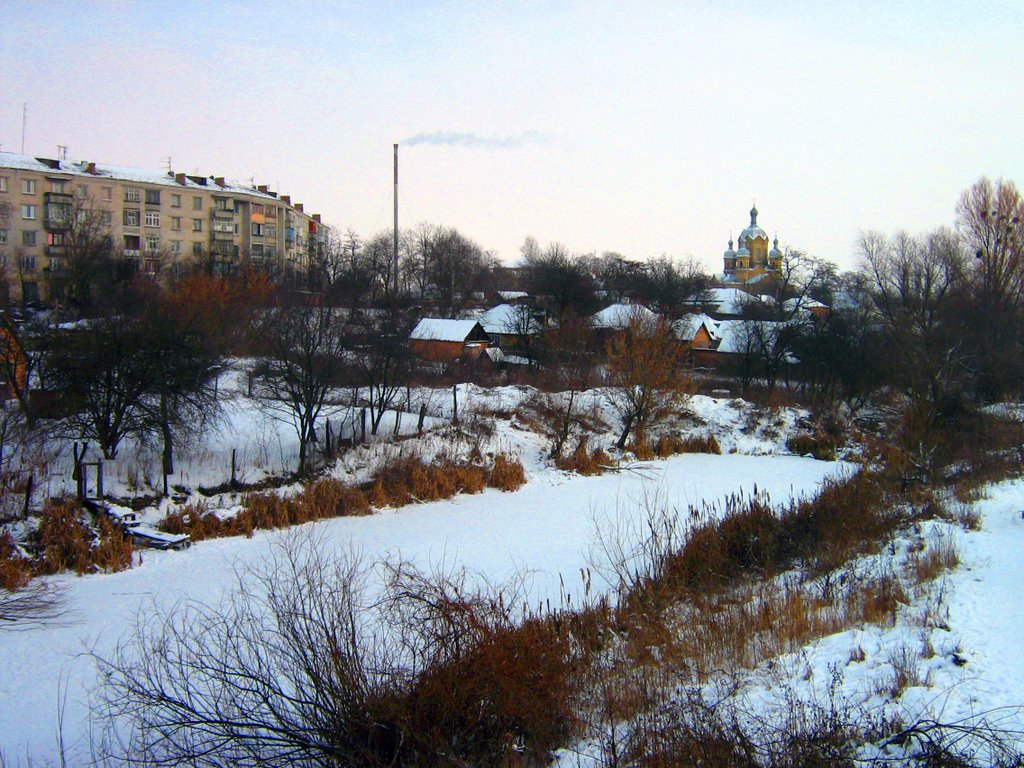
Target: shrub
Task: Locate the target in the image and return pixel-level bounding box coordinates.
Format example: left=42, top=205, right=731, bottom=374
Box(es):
left=655, top=433, right=722, bottom=457
left=488, top=453, right=526, bottom=491
left=786, top=432, right=840, bottom=461
left=555, top=437, right=611, bottom=476
left=92, top=516, right=134, bottom=573
left=0, top=530, right=32, bottom=590
left=35, top=501, right=93, bottom=575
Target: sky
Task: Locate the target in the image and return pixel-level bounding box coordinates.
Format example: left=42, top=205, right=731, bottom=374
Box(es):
left=1, top=0, right=1022, bottom=273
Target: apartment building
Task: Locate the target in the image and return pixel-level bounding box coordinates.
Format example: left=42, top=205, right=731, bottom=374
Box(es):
left=0, top=152, right=327, bottom=303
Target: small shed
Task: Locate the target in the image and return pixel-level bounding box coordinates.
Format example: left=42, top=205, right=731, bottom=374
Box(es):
left=409, top=318, right=491, bottom=362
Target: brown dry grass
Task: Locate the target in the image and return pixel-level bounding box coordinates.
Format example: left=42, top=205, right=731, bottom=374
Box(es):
left=554, top=437, right=613, bottom=476
left=488, top=453, right=527, bottom=491
left=35, top=500, right=94, bottom=575
left=654, top=433, right=722, bottom=457
left=161, top=479, right=372, bottom=541
left=0, top=530, right=32, bottom=590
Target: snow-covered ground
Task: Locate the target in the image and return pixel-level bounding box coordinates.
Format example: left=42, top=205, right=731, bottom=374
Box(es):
left=0, top=452, right=842, bottom=763
left=3, top=376, right=1022, bottom=764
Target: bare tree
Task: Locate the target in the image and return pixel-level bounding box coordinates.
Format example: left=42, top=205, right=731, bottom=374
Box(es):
left=859, top=228, right=967, bottom=409
left=254, top=297, right=349, bottom=475
left=524, top=242, right=599, bottom=321
left=351, top=307, right=416, bottom=436
left=96, top=532, right=567, bottom=768
left=538, top=312, right=597, bottom=457
left=605, top=310, right=690, bottom=449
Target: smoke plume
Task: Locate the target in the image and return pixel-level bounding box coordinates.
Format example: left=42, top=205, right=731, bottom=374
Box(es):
left=402, top=130, right=549, bottom=148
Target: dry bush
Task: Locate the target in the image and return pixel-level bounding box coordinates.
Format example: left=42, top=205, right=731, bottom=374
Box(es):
left=786, top=431, right=840, bottom=461
left=35, top=500, right=93, bottom=575
left=370, top=456, right=488, bottom=508
left=98, top=538, right=582, bottom=768
left=0, top=530, right=32, bottom=590
left=488, top=453, right=526, bottom=491
left=555, top=437, right=612, bottom=476
left=91, top=516, right=134, bottom=573
left=909, top=532, right=959, bottom=584
left=655, top=433, right=722, bottom=457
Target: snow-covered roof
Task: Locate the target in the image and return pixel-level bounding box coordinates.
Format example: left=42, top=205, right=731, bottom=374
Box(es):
left=672, top=313, right=719, bottom=342
left=0, top=151, right=286, bottom=202
left=478, top=304, right=542, bottom=335
left=689, top=287, right=768, bottom=316
left=783, top=296, right=828, bottom=313
left=497, top=290, right=529, bottom=301
left=592, top=303, right=659, bottom=329
left=409, top=318, right=484, bottom=342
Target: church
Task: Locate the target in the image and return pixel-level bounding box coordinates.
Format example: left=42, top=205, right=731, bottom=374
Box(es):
left=722, top=205, right=782, bottom=284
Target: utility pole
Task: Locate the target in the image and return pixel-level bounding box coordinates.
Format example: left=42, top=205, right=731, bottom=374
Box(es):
left=393, top=143, right=399, bottom=298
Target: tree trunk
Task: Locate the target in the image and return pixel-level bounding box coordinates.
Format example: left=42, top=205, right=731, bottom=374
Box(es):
left=616, top=412, right=635, bottom=450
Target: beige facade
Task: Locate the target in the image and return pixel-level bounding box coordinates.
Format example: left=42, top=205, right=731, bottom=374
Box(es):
left=0, top=152, right=326, bottom=303
left=721, top=205, right=782, bottom=285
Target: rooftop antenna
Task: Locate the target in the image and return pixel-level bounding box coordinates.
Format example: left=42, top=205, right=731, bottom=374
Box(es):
left=21, top=103, right=27, bottom=153
left=164, top=156, right=172, bottom=172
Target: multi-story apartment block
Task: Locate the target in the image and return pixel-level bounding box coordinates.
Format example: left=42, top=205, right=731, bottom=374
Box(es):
left=0, top=152, right=327, bottom=303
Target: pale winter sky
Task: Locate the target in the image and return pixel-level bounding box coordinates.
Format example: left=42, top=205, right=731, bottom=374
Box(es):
left=1, top=1, right=1022, bottom=273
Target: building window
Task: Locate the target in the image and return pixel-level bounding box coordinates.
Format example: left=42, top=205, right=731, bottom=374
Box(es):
left=192, top=218, right=203, bottom=232
left=100, top=211, right=113, bottom=226
left=0, top=229, right=6, bottom=244
left=170, top=240, right=181, bottom=254
left=102, top=186, right=113, bottom=201
left=144, top=210, right=160, bottom=227
left=21, top=179, right=36, bottom=195
left=125, top=187, right=141, bottom=202
left=171, top=193, right=181, bottom=208
left=76, top=184, right=89, bottom=198
left=266, top=246, right=277, bottom=260
left=252, top=203, right=264, bottom=215
left=192, top=242, right=204, bottom=256
left=146, top=235, right=160, bottom=251
left=171, top=216, right=182, bottom=231
left=0, top=177, right=7, bottom=192
left=19, top=255, right=36, bottom=271
left=22, top=281, right=38, bottom=302
left=251, top=222, right=264, bottom=237
left=192, top=196, right=202, bottom=210
left=22, top=231, right=37, bottom=246
left=252, top=244, right=264, bottom=258
left=124, top=209, right=140, bottom=227
left=47, top=232, right=66, bottom=247
left=20, top=204, right=36, bottom=220
left=214, top=197, right=232, bottom=211
left=145, top=189, right=161, bottom=205
left=212, top=219, right=234, bottom=234
left=266, top=223, right=277, bottom=238
left=50, top=180, right=67, bottom=194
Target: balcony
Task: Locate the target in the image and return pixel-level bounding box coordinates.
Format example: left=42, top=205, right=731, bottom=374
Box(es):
left=43, top=193, right=73, bottom=232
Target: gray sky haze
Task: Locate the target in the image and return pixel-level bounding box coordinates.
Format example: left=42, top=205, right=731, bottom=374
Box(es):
left=2, top=0, right=1021, bottom=272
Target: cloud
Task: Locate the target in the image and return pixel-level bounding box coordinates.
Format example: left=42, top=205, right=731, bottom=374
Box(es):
left=402, top=130, right=549, bottom=149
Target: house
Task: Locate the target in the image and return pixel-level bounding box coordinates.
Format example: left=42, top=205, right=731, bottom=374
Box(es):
left=682, top=287, right=771, bottom=319
left=783, top=296, right=830, bottom=319
left=408, top=318, right=490, bottom=362
left=591, top=302, right=660, bottom=345
left=476, top=303, right=543, bottom=350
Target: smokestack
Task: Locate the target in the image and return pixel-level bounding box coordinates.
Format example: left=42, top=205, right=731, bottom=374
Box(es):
left=175, top=173, right=187, bottom=185
left=393, top=143, right=399, bottom=298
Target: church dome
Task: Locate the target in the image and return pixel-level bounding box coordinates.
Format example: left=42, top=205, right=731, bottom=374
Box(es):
left=724, top=237, right=736, bottom=258
left=739, top=204, right=767, bottom=242
left=769, top=236, right=782, bottom=258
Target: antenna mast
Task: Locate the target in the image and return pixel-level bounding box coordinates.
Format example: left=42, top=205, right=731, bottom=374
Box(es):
left=21, top=103, right=27, bottom=153
left=393, top=143, right=399, bottom=298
